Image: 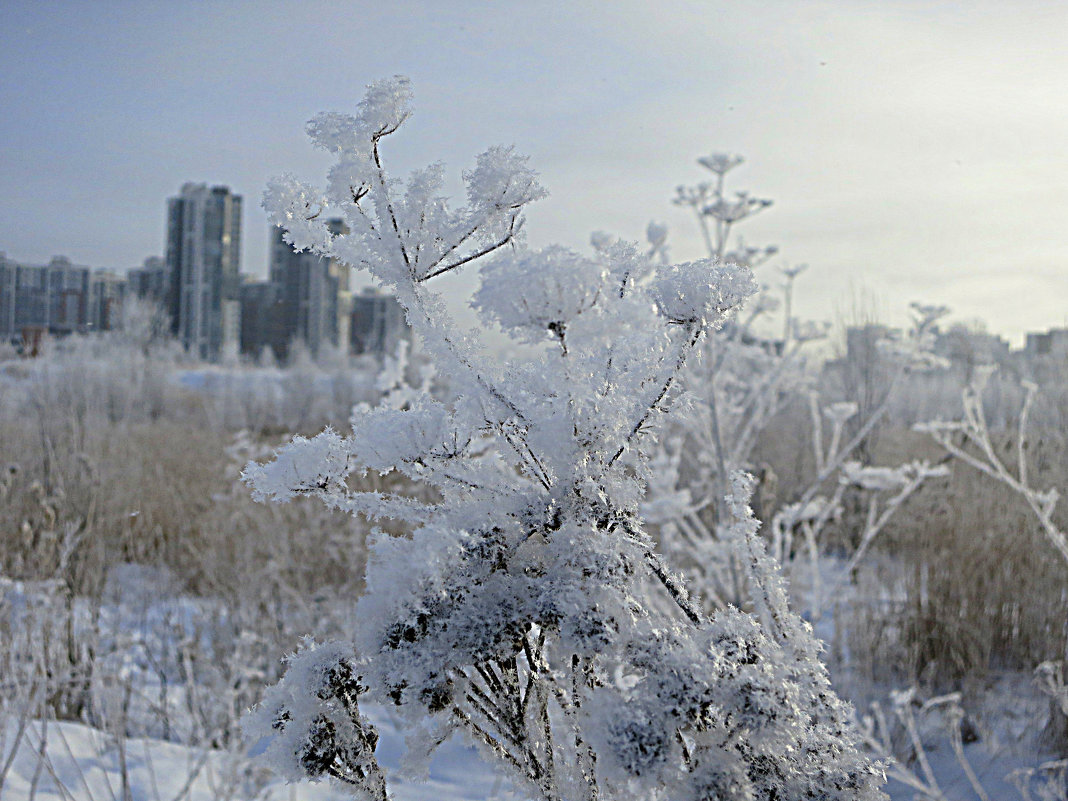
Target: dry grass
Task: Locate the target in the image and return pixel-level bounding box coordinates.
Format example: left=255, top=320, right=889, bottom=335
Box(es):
left=831, top=428, right=1068, bottom=691
left=741, top=392, right=1068, bottom=705
left=0, top=418, right=365, bottom=598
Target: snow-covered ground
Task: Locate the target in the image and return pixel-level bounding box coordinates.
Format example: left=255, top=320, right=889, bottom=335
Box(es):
left=3, top=559, right=1063, bottom=801
left=1, top=717, right=343, bottom=801
left=1, top=710, right=515, bottom=801
left=5, top=700, right=1063, bottom=801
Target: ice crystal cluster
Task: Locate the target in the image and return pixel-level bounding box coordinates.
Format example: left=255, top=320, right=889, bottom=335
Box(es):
left=244, top=76, right=886, bottom=801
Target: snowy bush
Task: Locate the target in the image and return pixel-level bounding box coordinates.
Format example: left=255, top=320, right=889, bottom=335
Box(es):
left=244, top=76, right=886, bottom=801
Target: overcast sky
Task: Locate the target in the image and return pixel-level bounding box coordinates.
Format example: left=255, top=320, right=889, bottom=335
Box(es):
left=2, top=0, right=1066, bottom=344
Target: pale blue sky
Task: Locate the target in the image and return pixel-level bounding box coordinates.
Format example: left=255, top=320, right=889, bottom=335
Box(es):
left=2, top=0, right=1066, bottom=343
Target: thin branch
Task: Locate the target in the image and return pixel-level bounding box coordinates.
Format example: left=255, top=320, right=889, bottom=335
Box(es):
left=606, top=324, right=702, bottom=470
left=815, top=474, right=927, bottom=619
left=426, top=220, right=481, bottom=272
left=789, top=366, right=904, bottom=513
left=419, top=215, right=519, bottom=282
left=371, top=138, right=412, bottom=271
left=451, top=706, right=526, bottom=774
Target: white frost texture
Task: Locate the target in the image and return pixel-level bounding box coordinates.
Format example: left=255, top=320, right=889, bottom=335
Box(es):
left=243, top=76, right=887, bottom=801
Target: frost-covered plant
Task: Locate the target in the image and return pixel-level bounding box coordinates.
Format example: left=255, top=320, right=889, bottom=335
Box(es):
left=859, top=684, right=1068, bottom=801
left=1037, top=662, right=1068, bottom=722
left=917, top=368, right=1068, bottom=567
left=654, top=153, right=795, bottom=542
left=858, top=688, right=991, bottom=801
left=243, top=77, right=886, bottom=801
left=649, top=157, right=949, bottom=617
left=918, top=368, right=1068, bottom=750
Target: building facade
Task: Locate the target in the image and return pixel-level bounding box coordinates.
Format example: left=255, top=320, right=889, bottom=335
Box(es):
left=239, top=280, right=289, bottom=362
left=165, top=184, right=242, bottom=361
left=266, top=221, right=343, bottom=360
left=88, top=271, right=127, bottom=333
left=127, top=256, right=168, bottom=304
left=241, top=221, right=410, bottom=363
left=0, top=254, right=94, bottom=344
left=1025, top=328, right=1068, bottom=359
left=350, top=286, right=410, bottom=357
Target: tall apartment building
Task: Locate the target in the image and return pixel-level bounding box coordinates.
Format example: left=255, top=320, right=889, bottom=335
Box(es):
left=330, top=220, right=355, bottom=350
left=165, top=184, right=242, bottom=361
left=45, top=256, right=91, bottom=335
left=239, top=279, right=288, bottom=362
left=242, top=220, right=410, bottom=362
left=265, top=220, right=344, bottom=359
left=88, top=271, right=128, bottom=332
left=0, top=254, right=92, bottom=342
left=0, top=254, right=13, bottom=338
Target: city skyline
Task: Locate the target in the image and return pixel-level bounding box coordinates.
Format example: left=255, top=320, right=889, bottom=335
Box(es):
left=2, top=1, right=1068, bottom=345
left=0, top=218, right=414, bottom=362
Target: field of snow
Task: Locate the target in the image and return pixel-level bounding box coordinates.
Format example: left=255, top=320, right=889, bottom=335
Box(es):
left=1, top=712, right=519, bottom=801
left=3, top=686, right=1063, bottom=801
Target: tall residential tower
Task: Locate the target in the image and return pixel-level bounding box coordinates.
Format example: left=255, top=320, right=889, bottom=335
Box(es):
left=265, top=220, right=345, bottom=360
left=165, top=184, right=242, bottom=361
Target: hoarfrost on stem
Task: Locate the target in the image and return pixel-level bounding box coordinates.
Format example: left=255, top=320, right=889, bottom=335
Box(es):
left=244, top=75, right=887, bottom=801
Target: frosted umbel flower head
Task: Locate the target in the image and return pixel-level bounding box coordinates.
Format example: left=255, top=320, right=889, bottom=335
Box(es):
left=651, top=260, right=757, bottom=328
left=464, top=145, right=547, bottom=238
left=697, top=153, right=744, bottom=175
left=474, top=245, right=609, bottom=339
left=306, top=75, right=413, bottom=153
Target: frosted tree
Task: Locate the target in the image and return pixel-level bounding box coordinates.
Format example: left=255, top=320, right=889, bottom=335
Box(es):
left=243, top=76, right=886, bottom=801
